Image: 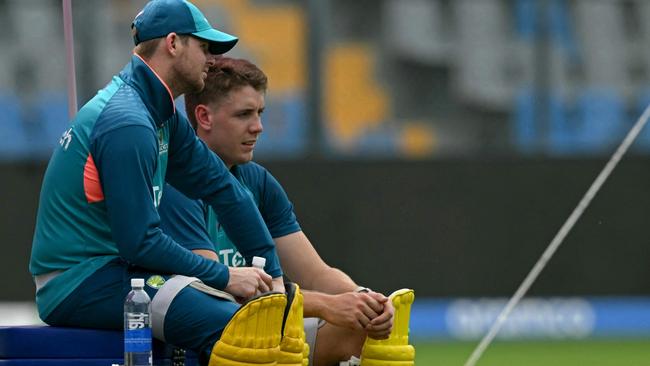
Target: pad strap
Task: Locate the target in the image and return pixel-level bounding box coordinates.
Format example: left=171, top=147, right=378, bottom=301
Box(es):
left=151, top=275, right=198, bottom=342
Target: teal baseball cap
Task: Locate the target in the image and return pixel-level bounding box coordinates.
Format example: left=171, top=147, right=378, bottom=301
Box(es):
left=131, top=0, right=238, bottom=55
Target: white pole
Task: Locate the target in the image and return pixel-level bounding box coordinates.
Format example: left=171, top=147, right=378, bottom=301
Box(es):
left=62, top=0, right=77, bottom=119
left=464, top=104, right=650, bottom=366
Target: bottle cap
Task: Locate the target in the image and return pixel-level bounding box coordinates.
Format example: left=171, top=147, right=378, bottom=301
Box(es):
left=131, top=278, right=145, bottom=288
left=252, top=256, right=266, bottom=269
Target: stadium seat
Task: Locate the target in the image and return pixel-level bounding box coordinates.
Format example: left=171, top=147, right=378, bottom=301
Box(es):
left=383, top=0, right=450, bottom=64
left=256, top=95, right=306, bottom=157
left=0, top=326, right=197, bottom=366
left=399, top=123, right=436, bottom=157
left=575, top=89, right=625, bottom=153
left=574, top=1, right=628, bottom=91
left=454, top=0, right=512, bottom=109
left=514, top=0, right=536, bottom=41
left=0, top=94, right=31, bottom=160
left=356, top=125, right=399, bottom=156
left=324, top=44, right=389, bottom=145
left=513, top=88, right=567, bottom=155
left=633, top=88, right=650, bottom=152
left=514, top=88, right=626, bottom=155
left=547, top=93, right=576, bottom=156
left=513, top=88, right=538, bottom=154
left=32, top=93, right=72, bottom=158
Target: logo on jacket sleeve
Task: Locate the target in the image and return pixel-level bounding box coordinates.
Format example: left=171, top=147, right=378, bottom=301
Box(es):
left=59, top=127, right=73, bottom=151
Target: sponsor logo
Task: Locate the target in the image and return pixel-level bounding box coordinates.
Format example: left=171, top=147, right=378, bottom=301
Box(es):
left=152, top=185, right=163, bottom=208
left=158, top=129, right=168, bottom=155
left=59, top=127, right=73, bottom=151
left=218, top=248, right=245, bottom=267
left=126, top=312, right=149, bottom=329
left=145, top=275, right=166, bottom=289
left=445, top=297, right=595, bottom=340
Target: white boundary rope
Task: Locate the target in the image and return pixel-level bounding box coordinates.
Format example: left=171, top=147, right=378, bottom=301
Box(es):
left=464, top=104, right=650, bottom=366
left=63, top=0, right=78, bottom=119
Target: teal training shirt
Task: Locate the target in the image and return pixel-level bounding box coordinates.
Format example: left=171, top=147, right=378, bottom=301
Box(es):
left=159, top=162, right=300, bottom=272
left=30, top=55, right=280, bottom=319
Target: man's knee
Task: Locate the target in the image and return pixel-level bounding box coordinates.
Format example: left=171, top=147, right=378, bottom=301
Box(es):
left=151, top=276, right=240, bottom=361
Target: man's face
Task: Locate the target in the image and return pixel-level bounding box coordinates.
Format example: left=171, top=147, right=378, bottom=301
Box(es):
left=203, top=85, right=265, bottom=167
left=173, top=36, right=210, bottom=94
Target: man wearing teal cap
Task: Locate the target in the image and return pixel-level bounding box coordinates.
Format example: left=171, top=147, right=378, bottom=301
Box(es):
left=30, top=1, right=289, bottom=365
left=131, top=0, right=238, bottom=55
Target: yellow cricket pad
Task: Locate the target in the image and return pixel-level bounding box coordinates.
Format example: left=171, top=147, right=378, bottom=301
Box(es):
left=278, top=284, right=310, bottom=366
left=302, top=341, right=309, bottom=366
left=360, top=289, right=415, bottom=366
left=209, top=293, right=287, bottom=366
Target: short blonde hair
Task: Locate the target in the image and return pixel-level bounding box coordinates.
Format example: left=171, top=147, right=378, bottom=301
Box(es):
left=134, top=35, right=190, bottom=60
left=134, top=38, right=163, bottom=59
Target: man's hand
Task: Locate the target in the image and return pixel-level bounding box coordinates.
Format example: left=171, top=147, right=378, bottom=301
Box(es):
left=319, top=291, right=386, bottom=331
left=365, top=292, right=394, bottom=339
left=224, top=267, right=272, bottom=302
left=272, top=277, right=286, bottom=294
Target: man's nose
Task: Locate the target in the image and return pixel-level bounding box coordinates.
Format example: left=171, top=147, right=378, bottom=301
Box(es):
left=250, top=116, right=263, bottom=133
left=206, top=55, right=218, bottom=68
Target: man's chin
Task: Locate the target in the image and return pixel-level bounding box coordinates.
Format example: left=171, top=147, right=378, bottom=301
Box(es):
left=236, top=153, right=254, bottom=165
left=192, top=80, right=205, bottom=93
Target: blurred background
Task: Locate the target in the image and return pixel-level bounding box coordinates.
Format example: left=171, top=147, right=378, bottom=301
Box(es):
left=1, top=0, right=650, bottom=364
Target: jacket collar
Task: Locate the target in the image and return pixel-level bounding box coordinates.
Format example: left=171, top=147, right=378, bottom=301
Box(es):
left=230, top=165, right=240, bottom=177
left=119, top=53, right=176, bottom=125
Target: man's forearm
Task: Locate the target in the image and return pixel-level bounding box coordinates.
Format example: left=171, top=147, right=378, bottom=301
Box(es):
left=301, top=290, right=332, bottom=318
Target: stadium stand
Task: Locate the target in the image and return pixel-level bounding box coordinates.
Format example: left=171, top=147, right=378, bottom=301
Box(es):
left=4, top=0, right=650, bottom=159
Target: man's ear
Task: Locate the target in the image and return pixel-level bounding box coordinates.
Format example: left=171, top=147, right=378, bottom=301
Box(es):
left=195, top=104, right=212, bottom=132
left=164, top=33, right=180, bottom=56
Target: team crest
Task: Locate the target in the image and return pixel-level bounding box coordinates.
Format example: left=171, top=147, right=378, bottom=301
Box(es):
left=146, top=275, right=166, bottom=289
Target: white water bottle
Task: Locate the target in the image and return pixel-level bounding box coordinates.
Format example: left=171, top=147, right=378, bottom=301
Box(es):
left=124, top=278, right=152, bottom=366
left=252, top=256, right=266, bottom=271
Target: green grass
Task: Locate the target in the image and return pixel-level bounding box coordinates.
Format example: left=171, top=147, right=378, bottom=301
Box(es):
left=414, top=339, right=650, bottom=366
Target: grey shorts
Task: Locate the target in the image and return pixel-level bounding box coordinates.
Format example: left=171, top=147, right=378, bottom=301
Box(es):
left=304, top=317, right=326, bottom=365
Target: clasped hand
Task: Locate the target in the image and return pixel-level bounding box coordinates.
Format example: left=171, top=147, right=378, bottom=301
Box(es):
left=323, top=291, right=394, bottom=339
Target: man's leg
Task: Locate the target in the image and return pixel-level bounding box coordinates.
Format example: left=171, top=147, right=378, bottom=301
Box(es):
left=157, top=278, right=240, bottom=364
left=310, top=322, right=366, bottom=366
left=44, top=260, right=238, bottom=364
left=307, top=289, right=416, bottom=366
left=45, top=259, right=287, bottom=366
left=151, top=275, right=287, bottom=366
left=44, top=259, right=155, bottom=328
